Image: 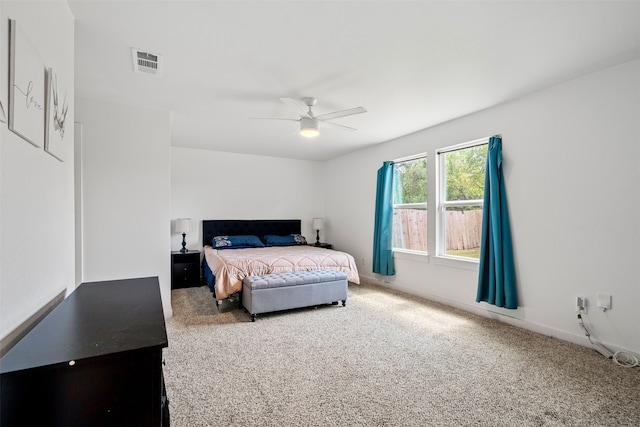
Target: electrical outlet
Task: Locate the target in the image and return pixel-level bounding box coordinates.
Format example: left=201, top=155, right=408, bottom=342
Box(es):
left=361, top=257, right=365, bottom=266
left=576, top=297, right=587, bottom=313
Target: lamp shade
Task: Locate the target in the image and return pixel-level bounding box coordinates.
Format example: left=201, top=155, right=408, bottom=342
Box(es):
left=175, top=218, right=192, bottom=233
left=300, top=117, right=319, bottom=137
left=312, top=217, right=324, bottom=230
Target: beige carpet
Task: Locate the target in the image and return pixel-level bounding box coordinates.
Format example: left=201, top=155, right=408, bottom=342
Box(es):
left=164, top=282, right=640, bottom=426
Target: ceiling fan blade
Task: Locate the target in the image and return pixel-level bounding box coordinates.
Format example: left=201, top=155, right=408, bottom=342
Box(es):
left=280, top=98, right=311, bottom=118
left=323, top=121, right=357, bottom=132
left=316, top=106, right=366, bottom=122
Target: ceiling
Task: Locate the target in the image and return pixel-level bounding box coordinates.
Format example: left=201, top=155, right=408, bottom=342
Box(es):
left=69, top=0, right=640, bottom=161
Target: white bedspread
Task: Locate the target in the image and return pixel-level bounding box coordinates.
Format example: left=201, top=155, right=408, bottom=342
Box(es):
left=204, top=245, right=360, bottom=300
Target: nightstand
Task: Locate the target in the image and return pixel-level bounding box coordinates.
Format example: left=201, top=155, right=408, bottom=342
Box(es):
left=310, top=243, right=333, bottom=249
left=171, top=251, right=201, bottom=289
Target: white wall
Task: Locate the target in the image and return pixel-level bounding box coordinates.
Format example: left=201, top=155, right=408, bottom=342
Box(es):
left=171, top=147, right=324, bottom=251
left=323, top=60, right=640, bottom=354
left=75, top=98, right=172, bottom=317
left=0, top=1, right=75, bottom=341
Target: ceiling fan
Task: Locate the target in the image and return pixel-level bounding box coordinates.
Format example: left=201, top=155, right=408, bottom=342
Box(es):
left=252, top=97, right=367, bottom=137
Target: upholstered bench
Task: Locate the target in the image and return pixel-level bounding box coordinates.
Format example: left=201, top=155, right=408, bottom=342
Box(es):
left=242, top=270, right=348, bottom=322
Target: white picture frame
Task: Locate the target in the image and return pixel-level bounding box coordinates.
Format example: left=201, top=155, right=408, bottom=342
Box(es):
left=8, top=19, right=46, bottom=147
left=44, top=68, right=69, bottom=161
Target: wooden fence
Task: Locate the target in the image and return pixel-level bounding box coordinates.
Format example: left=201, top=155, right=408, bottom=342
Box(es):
left=392, top=209, right=427, bottom=250
left=392, top=209, right=483, bottom=251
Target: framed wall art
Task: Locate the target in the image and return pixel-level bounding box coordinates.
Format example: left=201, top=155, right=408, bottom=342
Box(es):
left=0, top=3, right=5, bottom=123
left=8, top=19, right=46, bottom=147
left=45, top=68, right=69, bottom=161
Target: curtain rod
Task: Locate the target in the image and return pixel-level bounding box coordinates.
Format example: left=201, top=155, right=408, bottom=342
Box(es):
left=388, top=134, right=501, bottom=163
left=436, top=134, right=501, bottom=155
left=391, top=152, right=427, bottom=164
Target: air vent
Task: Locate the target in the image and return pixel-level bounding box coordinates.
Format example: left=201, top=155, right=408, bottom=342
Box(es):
left=131, top=48, right=162, bottom=76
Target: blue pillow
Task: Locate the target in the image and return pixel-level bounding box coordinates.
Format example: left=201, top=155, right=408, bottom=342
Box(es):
left=262, top=234, right=307, bottom=247
left=212, top=235, right=265, bottom=249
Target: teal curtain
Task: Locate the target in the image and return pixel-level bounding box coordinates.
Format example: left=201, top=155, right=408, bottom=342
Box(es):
left=476, top=136, right=517, bottom=309
left=373, top=161, right=395, bottom=275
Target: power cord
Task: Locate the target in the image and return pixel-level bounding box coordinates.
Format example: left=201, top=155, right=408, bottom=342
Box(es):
left=612, top=350, right=639, bottom=368
left=577, top=314, right=613, bottom=358
left=577, top=314, right=639, bottom=368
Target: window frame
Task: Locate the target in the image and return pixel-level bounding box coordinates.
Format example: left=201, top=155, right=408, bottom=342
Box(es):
left=436, top=137, right=489, bottom=262
left=391, top=153, right=428, bottom=254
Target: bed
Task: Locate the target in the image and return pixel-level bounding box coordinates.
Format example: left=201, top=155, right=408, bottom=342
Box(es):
left=202, top=219, right=360, bottom=302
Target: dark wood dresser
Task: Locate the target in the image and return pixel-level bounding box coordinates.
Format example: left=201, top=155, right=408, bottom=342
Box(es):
left=0, top=277, right=169, bottom=426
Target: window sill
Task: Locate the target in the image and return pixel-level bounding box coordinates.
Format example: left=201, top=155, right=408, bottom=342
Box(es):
left=432, top=255, right=479, bottom=271
left=393, top=249, right=430, bottom=264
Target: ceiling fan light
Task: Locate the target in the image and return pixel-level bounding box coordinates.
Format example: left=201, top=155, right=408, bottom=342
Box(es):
left=300, top=128, right=319, bottom=137
left=300, top=118, right=319, bottom=137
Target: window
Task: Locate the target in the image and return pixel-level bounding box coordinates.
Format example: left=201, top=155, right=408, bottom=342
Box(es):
left=392, top=154, right=427, bottom=252
left=437, top=139, right=488, bottom=260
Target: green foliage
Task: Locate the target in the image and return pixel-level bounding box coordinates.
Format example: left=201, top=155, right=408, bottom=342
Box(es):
left=392, top=144, right=487, bottom=210
left=445, top=144, right=487, bottom=202
left=394, top=157, right=427, bottom=204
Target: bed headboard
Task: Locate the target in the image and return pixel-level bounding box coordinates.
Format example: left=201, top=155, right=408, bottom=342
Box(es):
left=202, top=219, right=301, bottom=247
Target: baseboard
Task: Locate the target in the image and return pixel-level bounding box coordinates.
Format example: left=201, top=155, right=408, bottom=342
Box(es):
left=357, top=274, right=636, bottom=356
left=0, top=289, right=66, bottom=358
